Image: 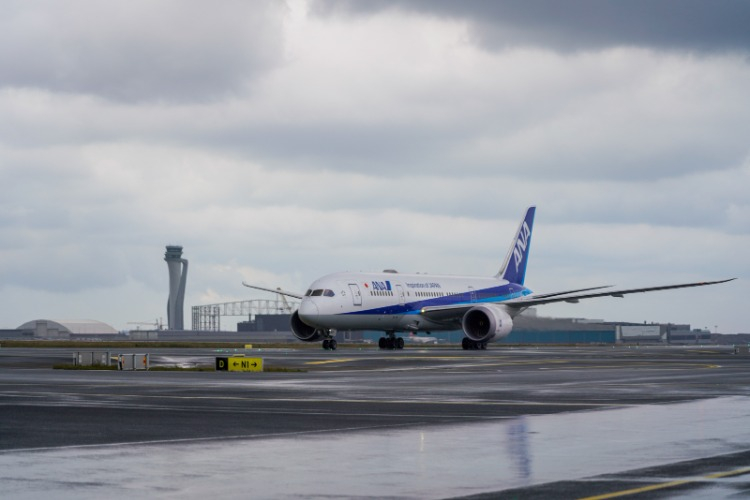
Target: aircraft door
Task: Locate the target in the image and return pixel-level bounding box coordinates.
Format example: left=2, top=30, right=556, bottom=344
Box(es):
left=348, top=284, right=362, bottom=306
left=396, top=284, right=405, bottom=306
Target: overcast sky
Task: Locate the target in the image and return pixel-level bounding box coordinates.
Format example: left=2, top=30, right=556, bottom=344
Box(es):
left=1, top=0, right=748, bottom=334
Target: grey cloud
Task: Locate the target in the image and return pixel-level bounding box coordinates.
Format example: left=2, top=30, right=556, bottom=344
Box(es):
left=311, top=0, right=750, bottom=53
left=0, top=159, right=163, bottom=292
left=199, top=112, right=747, bottom=185
left=205, top=121, right=458, bottom=174
left=0, top=0, right=285, bottom=103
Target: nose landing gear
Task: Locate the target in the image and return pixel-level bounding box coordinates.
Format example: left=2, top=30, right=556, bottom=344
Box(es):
left=321, top=329, right=337, bottom=350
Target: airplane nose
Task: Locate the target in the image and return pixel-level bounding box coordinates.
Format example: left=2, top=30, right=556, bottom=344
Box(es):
left=298, top=299, right=319, bottom=322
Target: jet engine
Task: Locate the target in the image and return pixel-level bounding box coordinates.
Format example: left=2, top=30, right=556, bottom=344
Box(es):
left=290, top=310, right=323, bottom=342
left=461, top=304, right=513, bottom=343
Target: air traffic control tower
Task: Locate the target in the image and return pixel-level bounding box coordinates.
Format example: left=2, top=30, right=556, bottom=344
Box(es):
left=164, top=245, right=188, bottom=330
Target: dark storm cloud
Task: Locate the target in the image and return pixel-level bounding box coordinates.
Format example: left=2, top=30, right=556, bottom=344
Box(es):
left=311, top=0, right=750, bottom=53
left=0, top=0, right=285, bottom=103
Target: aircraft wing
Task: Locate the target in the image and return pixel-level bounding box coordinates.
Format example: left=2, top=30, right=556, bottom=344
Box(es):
left=525, top=285, right=614, bottom=300
left=419, top=285, right=616, bottom=322
left=242, top=282, right=305, bottom=300
left=419, top=279, right=735, bottom=322
left=419, top=303, right=475, bottom=323
left=504, top=278, right=736, bottom=308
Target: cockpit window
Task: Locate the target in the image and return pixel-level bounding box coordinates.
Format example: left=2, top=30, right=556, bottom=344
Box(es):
left=323, top=289, right=335, bottom=297
left=305, top=290, right=312, bottom=296
left=311, top=289, right=323, bottom=296
left=310, top=289, right=335, bottom=297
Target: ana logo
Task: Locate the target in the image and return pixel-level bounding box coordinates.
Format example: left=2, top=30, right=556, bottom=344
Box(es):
left=372, top=280, right=392, bottom=291
left=513, top=221, right=531, bottom=273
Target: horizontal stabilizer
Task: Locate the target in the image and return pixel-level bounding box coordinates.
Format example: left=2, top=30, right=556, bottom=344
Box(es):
left=242, top=282, right=304, bottom=300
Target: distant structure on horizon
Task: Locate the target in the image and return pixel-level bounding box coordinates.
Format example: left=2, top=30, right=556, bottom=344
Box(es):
left=164, top=245, right=188, bottom=330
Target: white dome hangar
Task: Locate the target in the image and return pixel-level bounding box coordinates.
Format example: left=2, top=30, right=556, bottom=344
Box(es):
left=17, top=319, right=118, bottom=339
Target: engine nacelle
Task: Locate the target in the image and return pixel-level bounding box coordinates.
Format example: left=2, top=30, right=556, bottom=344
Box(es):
left=461, top=304, right=514, bottom=342
left=290, top=310, right=323, bottom=342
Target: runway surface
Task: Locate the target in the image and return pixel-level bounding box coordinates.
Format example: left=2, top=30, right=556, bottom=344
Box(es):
left=1, top=345, right=750, bottom=498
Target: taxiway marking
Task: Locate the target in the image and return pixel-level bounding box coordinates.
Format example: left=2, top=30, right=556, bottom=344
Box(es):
left=579, top=465, right=750, bottom=499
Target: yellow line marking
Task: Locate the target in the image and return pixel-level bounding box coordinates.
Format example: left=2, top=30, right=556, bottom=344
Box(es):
left=579, top=479, right=689, bottom=499
left=305, top=358, right=357, bottom=365
left=579, top=466, right=750, bottom=500
left=706, top=466, right=750, bottom=479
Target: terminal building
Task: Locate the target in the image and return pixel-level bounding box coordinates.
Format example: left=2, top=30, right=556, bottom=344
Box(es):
left=233, top=308, right=712, bottom=345
left=0, top=306, right=712, bottom=344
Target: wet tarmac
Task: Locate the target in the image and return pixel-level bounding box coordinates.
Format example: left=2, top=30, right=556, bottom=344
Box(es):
left=1, top=346, right=750, bottom=498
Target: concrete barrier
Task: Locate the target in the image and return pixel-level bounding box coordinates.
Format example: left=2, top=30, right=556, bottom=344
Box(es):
left=116, top=354, right=150, bottom=370
left=74, top=351, right=111, bottom=367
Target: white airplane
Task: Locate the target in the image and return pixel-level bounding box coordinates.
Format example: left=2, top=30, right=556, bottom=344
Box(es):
left=244, top=207, right=734, bottom=351
left=405, top=332, right=438, bottom=344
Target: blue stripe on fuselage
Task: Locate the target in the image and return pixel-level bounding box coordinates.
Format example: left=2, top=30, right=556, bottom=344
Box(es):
left=343, top=283, right=531, bottom=316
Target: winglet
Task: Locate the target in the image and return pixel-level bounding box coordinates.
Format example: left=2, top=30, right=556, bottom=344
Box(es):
left=496, top=206, right=536, bottom=285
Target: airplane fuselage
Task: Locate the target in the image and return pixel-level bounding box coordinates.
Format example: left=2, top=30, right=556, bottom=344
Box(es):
left=297, top=271, right=532, bottom=332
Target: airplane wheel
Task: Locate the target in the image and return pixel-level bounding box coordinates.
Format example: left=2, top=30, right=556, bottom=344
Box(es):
left=396, top=337, right=405, bottom=349
left=386, top=337, right=395, bottom=349
left=481, top=342, right=487, bottom=350
left=322, top=339, right=330, bottom=350
left=378, top=337, right=386, bottom=349
left=329, top=339, right=337, bottom=351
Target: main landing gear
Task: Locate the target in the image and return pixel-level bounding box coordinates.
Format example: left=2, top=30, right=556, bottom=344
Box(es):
left=378, top=331, right=404, bottom=350
left=322, top=338, right=337, bottom=350
left=462, top=338, right=487, bottom=350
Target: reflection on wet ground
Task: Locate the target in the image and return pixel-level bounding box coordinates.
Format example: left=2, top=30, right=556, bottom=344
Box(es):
left=2, top=396, right=749, bottom=499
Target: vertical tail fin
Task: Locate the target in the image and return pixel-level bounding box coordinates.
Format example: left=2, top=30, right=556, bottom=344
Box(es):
left=496, top=206, right=536, bottom=285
